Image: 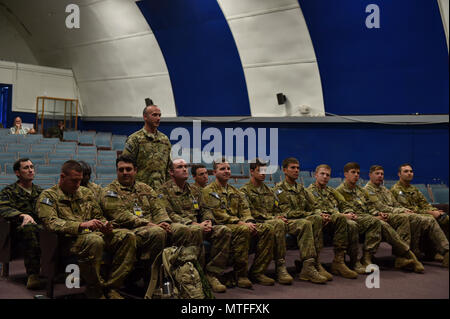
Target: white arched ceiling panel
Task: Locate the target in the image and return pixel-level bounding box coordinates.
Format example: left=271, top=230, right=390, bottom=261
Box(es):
left=78, top=75, right=176, bottom=117
left=217, top=0, right=325, bottom=117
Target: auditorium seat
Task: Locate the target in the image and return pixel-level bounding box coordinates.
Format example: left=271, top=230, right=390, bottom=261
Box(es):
left=328, top=178, right=342, bottom=189
left=95, top=165, right=116, bottom=176
left=112, top=135, right=127, bottom=151
left=302, top=177, right=315, bottom=187
left=413, top=184, right=432, bottom=203
left=40, top=138, right=60, bottom=144
left=431, top=188, right=449, bottom=204
left=31, top=144, right=55, bottom=152
left=7, top=144, right=29, bottom=153
left=78, top=131, right=95, bottom=145
left=36, top=165, right=60, bottom=175
left=95, top=133, right=112, bottom=149
left=63, top=130, right=80, bottom=142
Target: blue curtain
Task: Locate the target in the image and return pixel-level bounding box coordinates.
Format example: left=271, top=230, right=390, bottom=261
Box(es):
left=0, top=84, right=12, bottom=128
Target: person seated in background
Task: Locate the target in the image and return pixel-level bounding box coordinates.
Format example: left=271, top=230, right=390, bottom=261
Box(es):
left=10, top=117, right=35, bottom=135
left=0, top=158, right=43, bottom=289
left=79, top=160, right=102, bottom=200
left=47, top=120, right=65, bottom=140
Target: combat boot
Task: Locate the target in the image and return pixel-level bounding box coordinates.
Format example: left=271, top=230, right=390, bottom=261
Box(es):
left=349, top=255, right=367, bottom=274
left=360, top=251, right=374, bottom=268
left=331, top=251, right=358, bottom=279
left=434, top=253, right=444, bottom=262
left=106, top=289, right=125, bottom=299
left=237, top=277, right=253, bottom=289
left=26, top=274, right=41, bottom=290
left=299, top=258, right=327, bottom=284
left=315, top=260, right=333, bottom=281
left=206, top=273, right=226, bottom=293
left=443, top=251, right=449, bottom=268
left=251, top=273, right=275, bottom=286
left=275, top=259, right=293, bottom=285
left=404, top=250, right=425, bottom=273
left=394, top=257, right=414, bottom=270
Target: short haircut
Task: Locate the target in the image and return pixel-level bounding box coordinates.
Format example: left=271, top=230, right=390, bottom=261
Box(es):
left=213, top=157, right=228, bottom=170
left=369, top=165, right=384, bottom=173
left=398, top=163, right=412, bottom=173
left=344, top=162, right=360, bottom=173
left=191, top=164, right=206, bottom=177
left=169, top=158, right=185, bottom=171
left=315, top=164, right=331, bottom=174
left=14, top=158, right=31, bottom=172
left=143, top=104, right=158, bottom=116
left=249, top=158, right=267, bottom=171
left=78, top=160, right=92, bottom=177
left=61, top=160, right=83, bottom=175
left=282, top=157, right=299, bottom=169
left=116, top=154, right=137, bottom=168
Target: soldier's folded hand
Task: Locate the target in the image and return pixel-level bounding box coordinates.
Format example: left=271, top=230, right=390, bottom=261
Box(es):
left=19, top=214, right=36, bottom=227
left=158, top=222, right=172, bottom=233
left=101, top=221, right=113, bottom=233
left=81, top=219, right=104, bottom=231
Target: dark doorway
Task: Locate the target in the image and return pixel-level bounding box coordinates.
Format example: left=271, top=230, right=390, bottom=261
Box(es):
left=0, top=84, right=12, bottom=128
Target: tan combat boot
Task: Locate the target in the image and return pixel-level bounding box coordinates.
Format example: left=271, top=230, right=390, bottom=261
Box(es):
left=331, top=251, right=358, bottom=279
left=349, top=254, right=367, bottom=274
left=276, top=259, right=293, bottom=285
left=443, top=251, right=449, bottom=268
left=360, top=251, right=374, bottom=268
left=251, top=273, right=275, bottom=286
left=206, top=273, right=226, bottom=293
left=315, top=260, right=333, bottom=281
left=106, top=289, right=125, bottom=299
left=394, top=257, right=414, bottom=270
left=237, top=277, right=253, bottom=289
left=405, top=250, right=425, bottom=273
left=434, top=253, right=444, bottom=262
left=299, top=258, right=328, bottom=284
left=26, top=274, right=41, bottom=290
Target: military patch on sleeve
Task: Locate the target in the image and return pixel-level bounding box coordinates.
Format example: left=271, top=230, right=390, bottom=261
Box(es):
left=275, top=189, right=283, bottom=195
left=124, top=143, right=133, bottom=153
left=209, top=192, right=221, bottom=200
left=106, top=191, right=118, bottom=198
left=157, top=194, right=164, bottom=199
left=41, top=198, right=53, bottom=206
left=398, top=191, right=404, bottom=196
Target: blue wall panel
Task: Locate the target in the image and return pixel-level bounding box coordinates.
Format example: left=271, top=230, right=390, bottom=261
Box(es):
left=298, top=0, right=449, bottom=115
left=81, top=120, right=449, bottom=185
left=136, top=0, right=251, bottom=117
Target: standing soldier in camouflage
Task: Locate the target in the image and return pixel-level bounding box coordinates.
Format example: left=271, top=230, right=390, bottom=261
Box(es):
left=274, top=158, right=333, bottom=284
left=37, top=160, right=137, bottom=299
left=336, top=162, right=424, bottom=273
left=365, top=165, right=448, bottom=268
left=79, top=160, right=102, bottom=200
left=239, top=159, right=294, bottom=285
left=391, top=163, right=449, bottom=243
left=159, top=158, right=231, bottom=293
left=0, top=158, right=43, bottom=289
left=202, top=157, right=275, bottom=288
left=307, top=164, right=361, bottom=277
left=122, top=103, right=171, bottom=190
left=190, top=164, right=209, bottom=195
left=99, top=155, right=170, bottom=292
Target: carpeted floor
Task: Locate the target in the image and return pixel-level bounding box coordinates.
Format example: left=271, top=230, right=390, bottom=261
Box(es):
left=0, top=243, right=448, bottom=299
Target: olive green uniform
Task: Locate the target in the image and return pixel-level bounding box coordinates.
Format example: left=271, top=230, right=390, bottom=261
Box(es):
left=391, top=182, right=449, bottom=240
left=159, top=179, right=231, bottom=275
left=37, top=185, right=137, bottom=291
left=0, top=182, right=43, bottom=276
left=336, top=182, right=410, bottom=257
left=365, top=181, right=449, bottom=257
left=202, top=180, right=274, bottom=278
left=122, top=127, right=171, bottom=190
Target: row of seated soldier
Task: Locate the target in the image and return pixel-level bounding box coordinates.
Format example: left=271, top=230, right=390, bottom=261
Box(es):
left=0, top=155, right=448, bottom=299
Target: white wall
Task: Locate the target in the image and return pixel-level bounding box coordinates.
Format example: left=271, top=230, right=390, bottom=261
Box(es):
left=0, top=61, right=80, bottom=114
left=438, top=0, right=449, bottom=49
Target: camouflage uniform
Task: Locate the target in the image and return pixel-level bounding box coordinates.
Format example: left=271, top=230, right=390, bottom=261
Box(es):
left=159, top=179, right=231, bottom=276
left=87, top=182, right=102, bottom=201
left=36, top=185, right=137, bottom=293
left=99, top=180, right=168, bottom=266
left=336, top=182, right=410, bottom=258
left=122, top=127, right=172, bottom=190
left=0, top=182, right=43, bottom=276
left=202, top=180, right=274, bottom=278
left=391, top=182, right=449, bottom=240
left=307, top=183, right=358, bottom=260
left=365, top=181, right=449, bottom=257
left=273, top=180, right=323, bottom=261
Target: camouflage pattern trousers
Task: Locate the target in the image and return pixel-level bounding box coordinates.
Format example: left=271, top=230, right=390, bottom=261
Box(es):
left=347, top=214, right=381, bottom=257
left=411, top=214, right=449, bottom=257
left=225, top=223, right=274, bottom=277
left=62, top=229, right=136, bottom=289
left=13, top=223, right=42, bottom=276
left=133, top=225, right=167, bottom=262
left=189, top=224, right=232, bottom=275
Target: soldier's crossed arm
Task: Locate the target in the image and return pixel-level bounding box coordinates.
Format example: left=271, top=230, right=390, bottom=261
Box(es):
left=36, top=192, right=81, bottom=235
left=0, top=188, right=24, bottom=219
